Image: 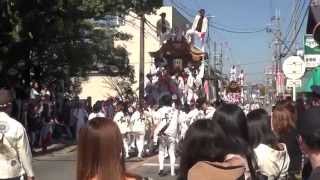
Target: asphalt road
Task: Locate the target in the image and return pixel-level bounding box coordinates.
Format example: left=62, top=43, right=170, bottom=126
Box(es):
left=33, top=146, right=177, bottom=180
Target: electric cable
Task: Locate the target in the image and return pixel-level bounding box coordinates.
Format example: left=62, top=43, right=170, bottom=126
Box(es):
left=170, top=0, right=268, bottom=34
left=282, top=6, right=309, bottom=57
left=283, top=0, right=307, bottom=45
left=210, top=24, right=267, bottom=34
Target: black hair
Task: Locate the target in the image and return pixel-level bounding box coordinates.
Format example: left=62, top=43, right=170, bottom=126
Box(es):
left=247, top=109, right=278, bottom=149
left=92, top=101, right=102, bottom=113
left=301, top=130, right=320, bottom=150
left=179, top=119, right=231, bottom=180
left=212, top=104, right=258, bottom=179
left=195, top=97, right=206, bottom=109
left=297, top=108, right=320, bottom=150
left=212, top=104, right=249, bottom=153
left=159, top=94, right=172, bottom=107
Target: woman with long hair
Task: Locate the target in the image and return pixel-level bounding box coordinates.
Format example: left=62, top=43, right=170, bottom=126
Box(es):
left=247, top=109, right=290, bottom=179
left=272, top=100, right=302, bottom=179
left=179, top=119, right=246, bottom=180
left=212, top=104, right=257, bottom=179
left=77, top=118, right=150, bottom=180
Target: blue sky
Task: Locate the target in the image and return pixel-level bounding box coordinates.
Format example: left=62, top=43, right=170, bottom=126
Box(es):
left=164, top=0, right=308, bottom=83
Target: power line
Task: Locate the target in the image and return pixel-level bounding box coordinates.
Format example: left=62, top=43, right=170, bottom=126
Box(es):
left=210, top=24, right=267, bottom=34
left=284, top=0, right=302, bottom=39
left=119, top=16, right=158, bottom=40
left=170, top=0, right=268, bottom=34
left=283, top=0, right=307, bottom=44
left=213, top=21, right=267, bottom=32
left=172, top=0, right=197, bottom=17
left=246, top=72, right=267, bottom=76
left=237, top=60, right=270, bottom=66
left=170, top=0, right=194, bottom=19
left=282, top=6, right=309, bottom=57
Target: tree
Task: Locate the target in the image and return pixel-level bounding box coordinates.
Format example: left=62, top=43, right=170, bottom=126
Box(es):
left=0, top=0, right=162, bottom=95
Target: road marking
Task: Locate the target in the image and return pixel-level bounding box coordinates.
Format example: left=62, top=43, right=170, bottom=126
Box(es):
left=143, top=163, right=179, bottom=167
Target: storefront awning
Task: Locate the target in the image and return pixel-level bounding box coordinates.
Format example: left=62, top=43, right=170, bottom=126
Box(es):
left=297, top=67, right=320, bottom=93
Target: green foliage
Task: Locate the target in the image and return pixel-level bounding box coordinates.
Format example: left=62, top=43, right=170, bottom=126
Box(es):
left=0, top=0, right=162, bottom=93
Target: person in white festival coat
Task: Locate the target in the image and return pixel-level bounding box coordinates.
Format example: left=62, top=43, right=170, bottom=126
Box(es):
left=130, top=107, right=146, bottom=159
left=113, top=102, right=130, bottom=158
left=72, top=102, right=88, bottom=141
left=186, top=70, right=195, bottom=105
left=239, top=69, right=245, bottom=86
left=88, top=101, right=105, bottom=121
left=0, top=89, right=34, bottom=180
left=230, top=65, right=237, bottom=82
left=156, top=13, right=171, bottom=46
left=204, top=105, right=216, bottom=119
left=186, top=99, right=205, bottom=127
left=153, top=95, right=178, bottom=177
left=186, top=9, right=208, bottom=51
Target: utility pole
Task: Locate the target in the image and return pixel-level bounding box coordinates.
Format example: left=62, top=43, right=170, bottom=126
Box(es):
left=206, top=16, right=218, bottom=102
left=213, top=41, right=218, bottom=101
left=139, top=15, right=145, bottom=107
left=219, top=43, right=223, bottom=73
left=270, top=9, right=282, bottom=96
left=213, top=41, right=217, bottom=71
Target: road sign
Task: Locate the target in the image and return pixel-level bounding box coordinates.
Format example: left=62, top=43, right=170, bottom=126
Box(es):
left=282, top=56, right=306, bottom=80
left=304, top=34, right=320, bottom=68
left=286, top=79, right=302, bottom=88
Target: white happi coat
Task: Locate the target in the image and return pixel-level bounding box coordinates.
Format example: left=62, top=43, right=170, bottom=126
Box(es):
left=153, top=106, right=178, bottom=142
left=186, top=14, right=208, bottom=51
left=130, top=111, right=146, bottom=134
left=186, top=75, right=195, bottom=104
left=239, top=72, right=245, bottom=86
left=0, top=112, right=34, bottom=179
left=191, top=14, right=208, bottom=33
left=114, top=111, right=129, bottom=134
left=88, top=112, right=105, bottom=121
left=187, top=108, right=205, bottom=125
left=230, top=67, right=237, bottom=81
left=178, top=76, right=185, bottom=93
left=177, top=110, right=188, bottom=139
left=156, top=19, right=171, bottom=45
left=204, top=106, right=216, bottom=119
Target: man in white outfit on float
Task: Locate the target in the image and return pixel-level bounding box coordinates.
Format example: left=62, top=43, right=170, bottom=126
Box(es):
left=156, top=13, right=171, bottom=46
left=186, top=9, right=208, bottom=51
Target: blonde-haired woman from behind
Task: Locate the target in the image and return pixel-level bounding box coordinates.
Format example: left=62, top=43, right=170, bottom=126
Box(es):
left=77, top=117, right=152, bottom=180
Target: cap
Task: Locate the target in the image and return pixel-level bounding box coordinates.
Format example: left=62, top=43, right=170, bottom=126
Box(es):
left=0, top=89, right=12, bottom=108
left=297, top=107, right=320, bottom=136
left=160, top=12, right=166, bottom=17
left=199, top=9, right=205, bottom=13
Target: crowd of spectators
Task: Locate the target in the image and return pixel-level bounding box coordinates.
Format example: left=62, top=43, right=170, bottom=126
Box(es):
left=75, top=85, right=320, bottom=180
left=5, top=79, right=320, bottom=180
